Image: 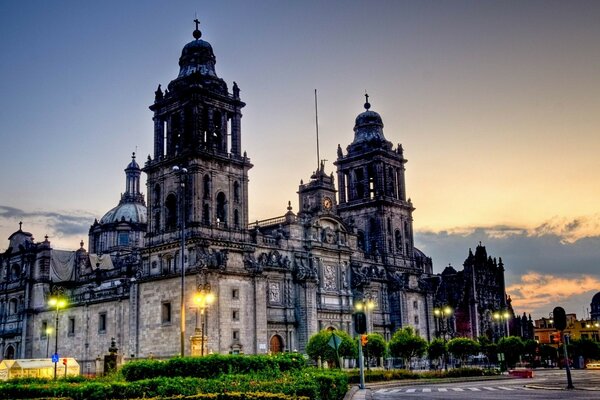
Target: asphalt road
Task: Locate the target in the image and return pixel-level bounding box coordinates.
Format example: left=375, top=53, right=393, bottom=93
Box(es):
left=368, top=369, right=600, bottom=400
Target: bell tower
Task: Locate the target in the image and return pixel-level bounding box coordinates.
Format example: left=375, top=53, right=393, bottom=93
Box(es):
left=334, top=96, right=416, bottom=270
left=144, top=21, right=252, bottom=247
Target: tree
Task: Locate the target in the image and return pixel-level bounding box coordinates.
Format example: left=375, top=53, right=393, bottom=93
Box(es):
left=389, top=327, right=427, bottom=369
left=497, top=336, right=525, bottom=368
left=447, top=337, right=480, bottom=365
left=364, top=333, right=387, bottom=367
left=427, top=338, right=447, bottom=369
left=523, top=339, right=538, bottom=366
left=477, top=336, right=497, bottom=366
left=570, top=337, right=600, bottom=365
left=306, top=329, right=357, bottom=367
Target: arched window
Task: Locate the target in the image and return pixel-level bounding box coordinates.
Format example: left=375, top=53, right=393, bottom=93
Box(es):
left=387, top=218, right=392, bottom=234
left=202, top=204, right=210, bottom=225
left=11, top=264, right=20, bottom=280
left=203, top=175, right=211, bottom=199
left=233, top=181, right=240, bottom=203
left=165, top=194, right=178, bottom=231
left=213, top=111, right=223, bottom=152
left=355, top=169, right=365, bottom=199
left=395, top=230, right=402, bottom=252
left=153, top=184, right=161, bottom=206
left=9, top=298, right=18, bottom=315
left=216, top=192, right=227, bottom=226
left=154, top=211, right=161, bottom=233
left=357, top=231, right=365, bottom=251
left=234, top=209, right=240, bottom=229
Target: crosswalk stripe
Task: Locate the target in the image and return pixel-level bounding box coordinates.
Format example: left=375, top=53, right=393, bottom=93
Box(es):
left=498, top=386, right=515, bottom=390
left=451, top=388, right=464, bottom=391
left=422, top=388, right=431, bottom=392
left=482, top=387, right=498, bottom=391
left=406, top=389, right=416, bottom=393
left=467, top=387, right=481, bottom=391
left=438, top=388, right=448, bottom=392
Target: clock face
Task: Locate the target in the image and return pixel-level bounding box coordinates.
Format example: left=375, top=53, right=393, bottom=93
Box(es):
left=323, top=197, right=333, bottom=210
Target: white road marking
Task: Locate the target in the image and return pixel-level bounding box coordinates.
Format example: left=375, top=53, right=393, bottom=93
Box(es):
left=438, top=388, right=448, bottom=392
left=467, top=387, right=481, bottom=391
left=422, top=388, right=431, bottom=392
left=405, top=389, right=416, bottom=393
left=498, top=386, right=516, bottom=390
left=451, top=387, right=464, bottom=391
left=482, top=387, right=498, bottom=391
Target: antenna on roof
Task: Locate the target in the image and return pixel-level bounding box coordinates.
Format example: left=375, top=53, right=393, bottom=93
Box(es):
left=314, top=89, right=320, bottom=171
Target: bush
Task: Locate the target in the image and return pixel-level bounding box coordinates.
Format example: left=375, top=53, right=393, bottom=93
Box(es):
left=121, top=353, right=306, bottom=381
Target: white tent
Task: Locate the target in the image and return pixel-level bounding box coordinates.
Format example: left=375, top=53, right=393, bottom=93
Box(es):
left=0, top=358, right=80, bottom=380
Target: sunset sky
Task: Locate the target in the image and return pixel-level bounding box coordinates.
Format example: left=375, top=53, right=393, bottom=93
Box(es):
left=1, top=1, right=599, bottom=319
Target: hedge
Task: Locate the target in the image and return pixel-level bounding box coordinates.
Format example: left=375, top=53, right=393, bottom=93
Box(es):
left=121, top=353, right=306, bottom=382
left=0, top=369, right=345, bottom=400
left=346, top=367, right=498, bottom=383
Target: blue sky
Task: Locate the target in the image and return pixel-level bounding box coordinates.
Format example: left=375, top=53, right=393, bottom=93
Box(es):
left=1, top=0, right=599, bottom=319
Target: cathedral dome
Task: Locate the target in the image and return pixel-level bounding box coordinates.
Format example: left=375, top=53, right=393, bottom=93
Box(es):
left=178, top=23, right=217, bottom=78
left=352, top=95, right=386, bottom=145
left=592, top=291, right=600, bottom=305
left=100, top=203, right=147, bottom=224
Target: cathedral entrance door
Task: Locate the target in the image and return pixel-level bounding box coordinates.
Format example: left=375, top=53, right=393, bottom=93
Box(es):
left=269, top=335, right=283, bottom=354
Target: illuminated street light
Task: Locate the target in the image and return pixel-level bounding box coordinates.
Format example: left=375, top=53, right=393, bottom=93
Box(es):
left=493, top=309, right=511, bottom=339
left=48, top=293, right=67, bottom=379
left=433, top=305, right=453, bottom=371
left=194, top=287, right=216, bottom=356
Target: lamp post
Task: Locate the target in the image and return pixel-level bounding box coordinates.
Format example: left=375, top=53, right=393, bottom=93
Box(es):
left=492, top=310, right=511, bottom=339
left=433, top=305, right=453, bottom=370
left=194, top=286, right=215, bottom=356
left=48, top=293, right=67, bottom=379
left=173, top=165, right=188, bottom=357
left=354, top=296, right=375, bottom=388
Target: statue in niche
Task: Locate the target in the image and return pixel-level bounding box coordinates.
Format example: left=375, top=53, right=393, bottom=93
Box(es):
left=268, top=282, right=281, bottom=303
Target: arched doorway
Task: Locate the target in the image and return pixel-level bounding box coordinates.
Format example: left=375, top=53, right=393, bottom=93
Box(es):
left=5, top=344, right=15, bottom=360
left=269, top=334, right=284, bottom=354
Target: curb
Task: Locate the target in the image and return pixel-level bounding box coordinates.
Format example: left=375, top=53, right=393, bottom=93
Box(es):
left=526, top=384, right=600, bottom=391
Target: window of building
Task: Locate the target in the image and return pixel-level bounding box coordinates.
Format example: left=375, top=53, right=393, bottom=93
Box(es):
left=68, top=317, right=75, bottom=336
left=41, top=321, right=48, bottom=338
left=232, top=309, right=239, bottom=321
left=162, top=302, right=172, bottom=324
left=11, top=264, right=21, bottom=280
left=232, top=288, right=239, bottom=300
left=216, top=192, right=227, bottom=226
left=98, top=312, right=107, bottom=333
left=203, top=175, right=211, bottom=199
left=9, top=298, right=18, bottom=315
left=413, top=300, right=418, bottom=310
left=232, top=330, right=240, bottom=340
left=414, top=315, right=419, bottom=325
left=165, top=194, right=178, bottom=231
left=233, top=181, right=240, bottom=203
left=118, top=232, right=129, bottom=246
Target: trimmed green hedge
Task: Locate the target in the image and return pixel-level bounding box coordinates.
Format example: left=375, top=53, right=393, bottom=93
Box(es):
left=0, top=369, right=345, bottom=400
left=121, top=353, right=306, bottom=381
left=346, top=367, right=498, bottom=383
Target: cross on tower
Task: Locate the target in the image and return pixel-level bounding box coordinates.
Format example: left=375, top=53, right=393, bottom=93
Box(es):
left=19, top=221, right=22, bottom=230
left=194, top=18, right=200, bottom=30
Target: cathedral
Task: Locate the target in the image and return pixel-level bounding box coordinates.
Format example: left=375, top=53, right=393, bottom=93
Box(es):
left=0, top=22, right=512, bottom=372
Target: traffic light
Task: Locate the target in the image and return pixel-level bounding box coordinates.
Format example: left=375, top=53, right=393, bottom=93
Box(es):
left=354, top=312, right=367, bottom=334
left=361, top=334, right=368, bottom=347
left=550, top=334, right=554, bottom=344
left=62, top=358, right=67, bottom=366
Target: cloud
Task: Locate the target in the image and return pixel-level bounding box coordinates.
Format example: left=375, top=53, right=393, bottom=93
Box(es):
left=506, top=273, right=600, bottom=314
left=415, top=223, right=600, bottom=318
left=0, top=204, right=94, bottom=247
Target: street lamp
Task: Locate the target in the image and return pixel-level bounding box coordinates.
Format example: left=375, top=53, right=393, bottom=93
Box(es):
left=48, top=294, right=67, bottom=379
left=433, top=305, right=453, bottom=370
left=492, top=310, right=511, bottom=339
left=354, top=296, right=376, bottom=389
left=173, top=165, right=188, bottom=357
left=194, top=286, right=215, bottom=356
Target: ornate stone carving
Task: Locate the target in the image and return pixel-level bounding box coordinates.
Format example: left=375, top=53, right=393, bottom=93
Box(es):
left=350, top=261, right=371, bottom=289
left=244, top=253, right=263, bottom=275
left=257, top=250, right=290, bottom=269
left=293, top=255, right=318, bottom=282
left=197, top=248, right=228, bottom=271
left=323, top=264, right=337, bottom=291
left=268, top=282, right=281, bottom=303
left=321, top=227, right=336, bottom=244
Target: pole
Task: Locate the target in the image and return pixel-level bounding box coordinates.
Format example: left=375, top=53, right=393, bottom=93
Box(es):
left=53, top=306, right=59, bottom=379
left=180, top=172, right=186, bottom=357
left=201, top=310, right=205, bottom=356
left=358, top=338, right=365, bottom=390
left=46, top=332, right=50, bottom=358
left=563, top=332, right=574, bottom=389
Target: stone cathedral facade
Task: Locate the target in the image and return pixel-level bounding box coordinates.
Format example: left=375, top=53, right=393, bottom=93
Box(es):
left=0, top=23, right=437, bottom=371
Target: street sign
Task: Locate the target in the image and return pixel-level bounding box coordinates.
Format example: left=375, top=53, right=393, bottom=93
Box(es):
left=328, top=333, right=341, bottom=350
left=51, top=353, right=59, bottom=363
